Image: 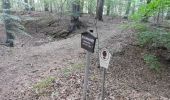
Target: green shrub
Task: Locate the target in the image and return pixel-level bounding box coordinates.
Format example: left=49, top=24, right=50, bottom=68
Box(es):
left=137, top=31, right=158, bottom=47
left=137, top=31, right=170, bottom=49
left=120, top=22, right=149, bottom=32
left=111, top=13, right=119, bottom=18
left=132, top=23, right=149, bottom=32
left=62, top=63, right=84, bottom=77
left=62, top=68, right=72, bottom=77
left=156, top=32, right=170, bottom=49
left=143, top=54, right=160, bottom=71
left=33, top=77, right=55, bottom=92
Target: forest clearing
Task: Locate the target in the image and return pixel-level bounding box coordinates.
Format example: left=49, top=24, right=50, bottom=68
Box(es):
left=0, top=0, right=170, bottom=100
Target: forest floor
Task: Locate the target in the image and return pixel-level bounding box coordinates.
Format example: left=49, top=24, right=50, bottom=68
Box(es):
left=0, top=12, right=170, bottom=100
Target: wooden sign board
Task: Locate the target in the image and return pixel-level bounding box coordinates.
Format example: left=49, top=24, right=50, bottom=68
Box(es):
left=100, top=48, right=111, bottom=69
left=81, top=32, right=96, bottom=53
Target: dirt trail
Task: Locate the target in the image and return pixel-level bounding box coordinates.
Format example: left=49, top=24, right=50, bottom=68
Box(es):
left=0, top=16, right=169, bottom=100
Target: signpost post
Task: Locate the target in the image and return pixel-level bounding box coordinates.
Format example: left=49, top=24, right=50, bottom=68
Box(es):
left=101, top=68, right=106, bottom=100
left=83, top=51, right=90, bottom=100
left=99, top=48, right=111, bottom=100
left=81, top=31, right=96, bottom=100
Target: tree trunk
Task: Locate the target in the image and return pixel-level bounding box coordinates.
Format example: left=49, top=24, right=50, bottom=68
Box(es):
left=106, top=1, right=111, bottom=16
left=80, top=0, right=84, bottom=15
left=24, top=0, right=29, bottom=11
left=50, top=1, right=53, bottom=13
left=147, top=0, right=151, bottom=4
left=69, top=1, right=81, bottom=33
left=132, top=1, right=136, bottom=15
left=29, top=0, right=35, bottom=11
left=44, top=0, right=49, bottom=11
left=142, top=0, right=152, bottom=22
left=88, top=0, right=93, bottom=15
left=124, top=0, right=131, bottom=19
left=96, top=0, right=105, bottom=21
left=166, top=8, right=170, bottom=20
left=2, top=0, right=14, bottom=47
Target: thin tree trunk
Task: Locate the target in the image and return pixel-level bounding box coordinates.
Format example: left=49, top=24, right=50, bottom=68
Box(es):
left=24, top=0, right=29, bottom=11
left=2, top=0, right=14, bottom=47
left=96, top=0, right=105, bottom=21
left=147, top=0, right=151, bottom=4
left=88, top=0, right=93, bottom=15
left=80, top=0, right=84, bottom=15
left=44, top=0, right=49, bottom=11
left=50, top=1, right=53, bottom=13
left=157, top=8, right=160, bottom=25
left=124, top=0, right=131, bottom=19
left=29, top=0, right=35, bottom=11
left=132, top=1, right=136, bottom=15
left=69, top=1, right=81, bottom=33
left=118, top=0, right=123, bottom=16
left=166, top=8, right=170, bottom=20
left=106, top=1, right=111, bottom=16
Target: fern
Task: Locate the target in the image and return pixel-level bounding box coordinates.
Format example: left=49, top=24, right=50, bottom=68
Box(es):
left=131, top=0, right=170, bottom=21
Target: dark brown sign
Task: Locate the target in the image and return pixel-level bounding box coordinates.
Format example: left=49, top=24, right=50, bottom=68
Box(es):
left=81, top=32, right=96, bottom=53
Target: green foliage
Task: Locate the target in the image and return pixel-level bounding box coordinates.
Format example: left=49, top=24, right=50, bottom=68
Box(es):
left=1, top=13, right=31, bottom=37
left=33, top=77, right=55, bottom=92
left=143, top=54, right=160, bottom=71
left=33, top=77, right=55, bottom=96
left=111, top=13, right=119, bottom=18
left=1, top=0, right=32, bottom=41
left=18, top=0, right=32, bottom=9
left=137, top=31, right=170, bottom=49
left=122, top=22, right=170, bottom=50
left=62, top=63, right=84, bottom=77
left=131, top=22, right=148, bottom=32
left=62, top=67, right=72, bottom=77
left=121, top=22, right=149, bottom=32
left=131, top=0, right=170, bottom=21
left=138, top=31, right=158, bottom=47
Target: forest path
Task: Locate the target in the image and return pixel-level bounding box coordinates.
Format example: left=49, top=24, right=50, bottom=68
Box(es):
left=0, top=17, right=125, bottom=99
left=0, top=17, right=169, bottom=100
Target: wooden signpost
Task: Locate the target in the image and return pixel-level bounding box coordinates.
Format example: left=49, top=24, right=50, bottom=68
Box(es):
left=81, top=31, right=96, bottom=100
left=99, top=48, right=111, bottom=100
left=81, top=31, right=111, bottom=100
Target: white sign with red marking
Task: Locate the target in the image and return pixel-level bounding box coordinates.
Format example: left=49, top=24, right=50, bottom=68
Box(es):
left=100, top=48, right=111, bottom=69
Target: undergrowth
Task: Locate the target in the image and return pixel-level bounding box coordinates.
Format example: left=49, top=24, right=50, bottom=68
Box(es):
left=33, top=77, right=55, bottom=95
left=62, top=63, right=84, bottom=77
left=122, top=22, right=170, bottom=71
left=137, top=31, right=170, bottom=49
left=120, top=22, right=149, bottom=32
left=143, top=54, right=160, bottom=72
